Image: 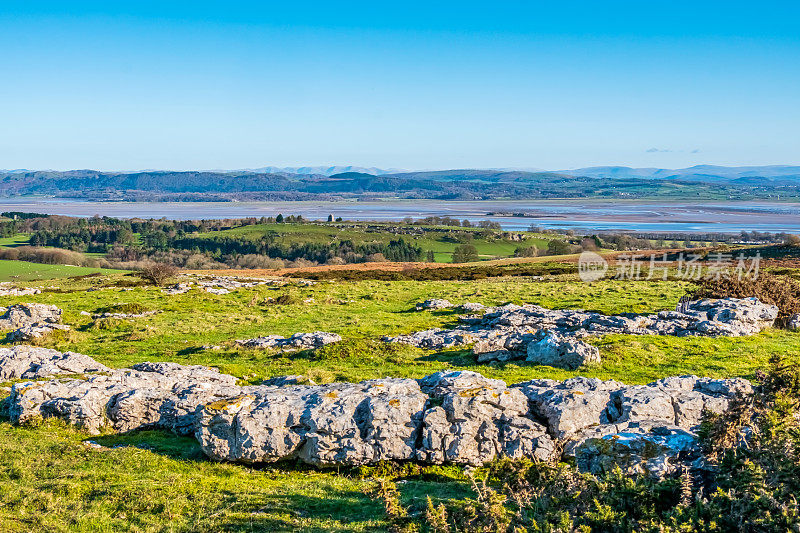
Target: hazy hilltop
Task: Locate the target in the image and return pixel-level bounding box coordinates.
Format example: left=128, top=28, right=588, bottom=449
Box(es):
left=240, top=166, right=403, bottom=176
left=1, top=165, right=800, bottom=201
left=564, top=165, right=800, bottom=183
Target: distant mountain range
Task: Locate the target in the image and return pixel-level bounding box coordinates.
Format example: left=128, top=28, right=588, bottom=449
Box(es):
left=246, top=164, right=800, bottom=182
left=560, top=165, right=800, bottom=183
left=1, top=165, right=799, bottom=201
left=238, top=166, right=403, bottom=176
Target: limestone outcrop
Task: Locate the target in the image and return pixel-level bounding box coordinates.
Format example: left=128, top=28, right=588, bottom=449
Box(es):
left=1, top=339, right=751, bottom=478
left=193, top=370, right=747, bottom=475
left=198, top=378, right=428, bottom=465
left=0, top=283, right=41, bottom=296
left=9, top=362, right=240, bottom=435
left=415, top=299, right=453, bottom=311
left=0, top=303, right=70, bottom=341
left=197, top=276, right=278, bottom=295
left=390, top=298, right=777, bottom=368
left=525, top=330, right=601, bottom=369
left=0, top=345, right=109, bottom=380
left=92, top=310, right=160, bottom=319
left=236, top=332, right=342, bottom=350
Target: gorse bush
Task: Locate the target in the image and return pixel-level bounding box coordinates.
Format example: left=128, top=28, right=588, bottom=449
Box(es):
left=697, top=354, right=800, bottom=531
left=368, top=356, right=800, bottom=532
left=691, top=272, right=800, bottom=326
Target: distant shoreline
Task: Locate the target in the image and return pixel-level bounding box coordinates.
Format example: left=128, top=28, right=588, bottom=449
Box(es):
left=3, top=198, right=800, bottom=233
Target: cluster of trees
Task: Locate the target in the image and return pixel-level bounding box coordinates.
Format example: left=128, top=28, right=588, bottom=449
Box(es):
left=530, top=225, right=796, bottom=249
left=403, top=216, right=502, bottom=229
left=139, top=233, right=422, bottom=264
left=30, top=225, right=135, bottom=252
left=24, top=214, right=326, bottom=254
left=28, top=210, right=796, bottom=268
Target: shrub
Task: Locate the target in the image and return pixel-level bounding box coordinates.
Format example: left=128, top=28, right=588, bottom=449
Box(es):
left=137, top=262, right=179, bottom=286
left=0, top=246, right=91, bottom=266
left=365, top=253, right=387, bottom=263
left=228, top=254, right=286, bottom=269
left=88, top=317, right=124, bottom=330
left=269, top=293, right=299, bottom=306
left=95, top=303, right=149, bottom=315
left=513, top=245, right=540, bottom=258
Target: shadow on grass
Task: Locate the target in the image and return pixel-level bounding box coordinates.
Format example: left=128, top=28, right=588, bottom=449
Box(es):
left=210, top=490, right=385, bottom=532
left=92, top=430, right=208, bottom=461
left=417, top=348, right=478, bottom=366
left=91, top=428, right=468, bottom=484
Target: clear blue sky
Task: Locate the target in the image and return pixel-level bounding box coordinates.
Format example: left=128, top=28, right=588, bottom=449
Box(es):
left=1, top=1, right=798, bottom=171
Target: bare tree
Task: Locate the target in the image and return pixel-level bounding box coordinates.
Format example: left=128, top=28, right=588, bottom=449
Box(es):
left=138, top=262, right=179, bottom=286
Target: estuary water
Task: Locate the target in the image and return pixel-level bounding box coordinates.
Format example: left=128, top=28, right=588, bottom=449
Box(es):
left=1, top=198, right=800, bottom=233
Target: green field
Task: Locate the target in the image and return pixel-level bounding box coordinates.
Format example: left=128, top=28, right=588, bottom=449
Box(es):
left=0, top=262, right=796, bottom=531
left=0, top=233, right=31, bottom=247
left=202, top=222, right=551, bottom=262
left=0, top=260, right=117, bottom=282
left=0, top=272, right=791, bottom=384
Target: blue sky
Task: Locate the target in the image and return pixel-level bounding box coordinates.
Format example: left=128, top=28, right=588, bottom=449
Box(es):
left=1, top=1, right=798, bottom=171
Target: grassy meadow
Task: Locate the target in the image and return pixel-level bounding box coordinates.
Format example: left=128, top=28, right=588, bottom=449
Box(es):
left=0, top=260, right=117, bottom=282
left=199, top=222, right=550, bottom=262
left=0, top=260, right=797, bottom=531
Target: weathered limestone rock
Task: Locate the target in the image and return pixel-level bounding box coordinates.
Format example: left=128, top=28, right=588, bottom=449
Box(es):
left=0, top=303, right=69, bottom=341
left=386, top=328, right=480, bottom=351
left=205, top=287, right=231, bottom=295
left=92, top=310, right=160, bottom=319
left=236, top=332, right=342, bottom=350
left=192, top=370, right=748, bottom=472
left=0, top=345, right=110, bottom=380
left=416, top=371, right=555, bottom=465
left=261, top=375, right=316, bottom=386
left=0, top=303, right=62, bottom=328
left=525, top=330, right=601, bottom=369
left=0, top=283, right=41, bottom=296
left=416, top=299, right=453, bottom=311
left=162, top=282, right=192, bottom=295
left=459, top=302, right=486, bottom=313
left=6, top=323, right=71, bottom=342
left=6, top=358, right=752, bottom=477
left=9, top=362, right=239, bottom=435
left=517, top=377, right=624, bottom=439
left=387, top=298, right=777, bottom=369
left=197, top=378, right=427, bottom=465
left=573, top=421, right=700, bottom=478
left=787, top=313, right=800, bottom=331
left=616, top=375, right=752, bottom=429
left=688, top=298, right=778, bottom=336
left=197, top=276, right=276, bottom=294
